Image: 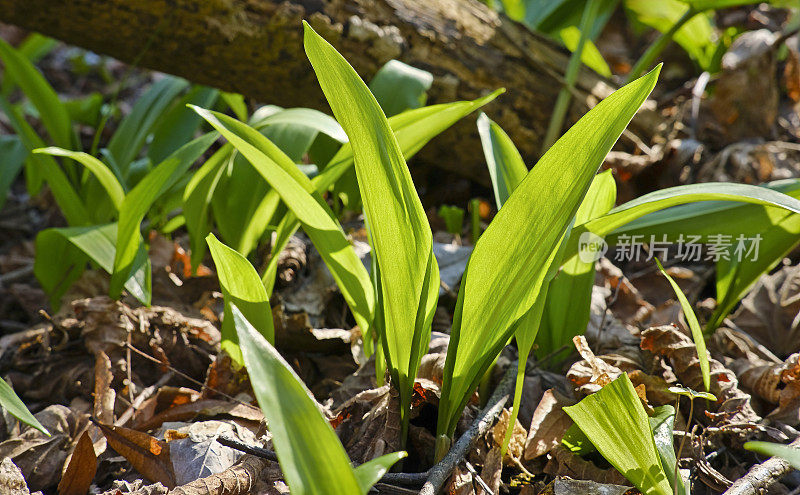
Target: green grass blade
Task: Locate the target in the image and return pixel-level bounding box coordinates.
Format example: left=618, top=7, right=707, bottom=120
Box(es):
left=649, top=405, right=688, bottom=495
left=744, top=441, right=800, bottom=470
left=655, top=258, right=710, bottom=392
left=0, top=38, right=73, bottom=149
left=0, top=377, right=48, bottom=435
left=564, top=374, right=673, bottom=495
left=250, top=107, right=348, bottom=144
left=191, top=106, right=375, bottom=341
left=303, top=21, right=440, bottom=439
left=107, top=76, right=189, bottom=174
left=110, top=133, right=216, bottom=302
left=0, top=136, right=27, bottom=210
left=34, top=147, right=125, bottom=210
left=477, top=112, right=528, bottom=209
left=148, top=86, right=219, bottom=164
left=231, top=304, right=367, bottom=494
left=207, top=235, right=272, bottom=363
left=438, top=65, right=661, bottom=440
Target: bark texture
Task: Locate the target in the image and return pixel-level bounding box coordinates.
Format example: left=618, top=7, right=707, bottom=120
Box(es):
left=0, top=0, right=652, bottom=183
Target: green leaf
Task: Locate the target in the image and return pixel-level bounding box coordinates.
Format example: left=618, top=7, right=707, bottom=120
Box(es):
left=0, top=377, right=48, bottom=435
left=477, top=112, right=528, bottom=209
left=232, top=304, right=402, bottom=494
left=668, top=385, right=716, bottom=401
left=655, top=258, right=708, bottom=392
left=438, top=205, right=465, bottom=235
left=260, top=93, right=501, bottom=290
left=0, top=37, right=73, bottom=149
left=680, top=0, right=763, bottom=10
left=353, top=452, right=408, bottom=493
left=744, top=441, right=800, bottom=470
left=438, top=65, right=661, bottom=440
left=251, top=106, right=348, bottom=144
left=220, top=92, right=248, bottom=121
left=107, top=76, right=188, bottom=174
left=564, top=374, right=673, bottom=495
left=558, top=26, right=612, bottom=77
left=538, top=169, right=616, bottom=361
left=625, top=0, right=715, bottom=68
left=64, top=92, right=104, bottom=127
left=207, top=235, right=272, bottom=362
left=110, top=133, right=216, bottom=301
left=148, top=86, right=219, bottom=164
left=1, top=33, right=57, bottom=96
left=191, top=107, right=374, bottom=343
left=183, top=144, right=234, bottom=271
left=0, top=136, right=27, bottom=209
left=304, top=21, right=439, bottom=438
left=649, top=405, right=688, bottom=495
left=34, top=223, right=149, bottom=308
left=368, top=59, right=433, bottom=117
left=34, top=147, right=125, bottom=210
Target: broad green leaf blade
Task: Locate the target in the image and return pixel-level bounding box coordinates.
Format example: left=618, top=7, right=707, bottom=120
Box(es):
left=304, top=22, right=439, bottom=435
left=191, top=107, right=375, bottom=341
left=251, top=107, right=348, bottom=144
left=438, top=65, right=661, bottom=439
left=655, top=258, right=709, bottom=392
left=564, top=374, right=673, bottom=495
left=260, top=93, right=501, bottom=289
left=649, top=405, right=688, bottom=495
left=538, top=170, right=616, bottom=361
left=0, top=38, right=72, bottom=149
left=183, top=144, right=234, bottom=271
left=477, top=112, right=528, bottom=209
left=558, top=26, right=612, bottom=77
left=0, top=377, right=48, bottom=435
left=220, top=92, right=248, bottom=121
left=744, top=441, right=800, bottom=470
left=110, top=133, right=216, bottom=301
left=34, top=147, right=125, bottom=210
left=1, top=33, right=57, bottom=96
left=681, top=0, right=763, bottom=10
left=231, top=304, right=364, bottom=494
left=368, top=59, right=433, bottom=117
left=353, top=452, right=407, bottom=493
left=107, top=76, right=189, bottom=174
left=207, top=235, right=273, bottom=362
left=35, top=224, right=149, bottom=308
left=148, top=85, right=219, bottom=164
left=0, top=136, right=27, bottom=210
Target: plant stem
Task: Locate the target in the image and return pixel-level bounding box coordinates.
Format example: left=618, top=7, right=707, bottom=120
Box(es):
left=541, top=0, right=601, bottom=153
left=627, top=7, right=698, bottom=82
left=501, top=357, right=527, bottom=456
left=674, top=398, right=694, bottom=495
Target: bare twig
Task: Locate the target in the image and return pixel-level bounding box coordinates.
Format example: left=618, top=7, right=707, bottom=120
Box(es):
left=420, top=362, right=517, bottom=495
left=722, top=436, right=800, bottom=495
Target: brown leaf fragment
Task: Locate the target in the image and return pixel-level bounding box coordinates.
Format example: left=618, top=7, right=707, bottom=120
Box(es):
left=168, top=454, right=273, bottom=495
left=333, top=385, right=402, bottom=464
left=58, top=430, right=97, bottom=495
left=566, top=335, right=624, bottom=396
left=544, top=445, right=630, bottom=486
left=133, top=399, right=262, bottom=432
left=524, top=389, right=575, bottom=460
left=0, top=458, right=30, bottom=495
left=478, top=447, right=502, bottom=495
left=641, top=325, right=760, bottom=426
left=95, top=421, right=176, bottom=488
left=445, top=465, right=475, bottom=495
left=93, top=351, right=115, bottom=425
left=539, top=477, right=636, bottom=495
left=491, top=408, right=526, bottom=464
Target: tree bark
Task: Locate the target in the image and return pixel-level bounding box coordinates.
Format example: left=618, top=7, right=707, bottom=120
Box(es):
left=0, top=0, right=653, bottom=185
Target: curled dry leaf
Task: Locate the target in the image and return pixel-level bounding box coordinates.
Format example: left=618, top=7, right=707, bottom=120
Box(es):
left=134, top=399, right=262, bottom=432
left=731, top=353, right=800, bottom=425
left=524, top=389, right=576, bottom=461
left=95, top=421, right=176, bottom=489
left=479, top=446, right=503, bottom=495
left=567, top=336, right=623, bottom=396
left=0, top=405, right=88, bottom=490
left=332, top=384, right=402, bottom=464
left=57, top=429, right=97, bottom=495
left=730, top=263, right=800, bottom=358
left=641, top=325, right=761, bottom=426
left=539, top=477, right=636, bottom=495
left=491, top=408, right=526, bottom=464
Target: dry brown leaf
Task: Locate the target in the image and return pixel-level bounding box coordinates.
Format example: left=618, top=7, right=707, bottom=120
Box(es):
left=333, top=385, right=402, bottom=464
left=491, top=408, right=526, bottom=464
left=93, top=351, right=115, bottom=425
left=539, top=477, right=636, bottom=495
left=544, top=445, right=629, bottom=486
left=731, top=263, right=800, bottom=358
left=478, top=446, right=502, bottom=495
left=641, top=325, right=760, bottom=426
left=133, top=399, right=262, bottom=432
left=95, top=421, right=176, bottom=488
left=566, top=336, right=624, bottom=396
left=58, top=430, right=97, bottom=495
left=524, top=389, right=575, bottom=460
left=445, top=465, right=475, bottom=495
